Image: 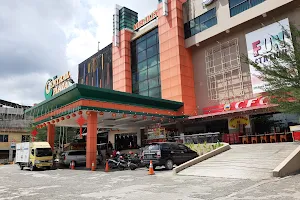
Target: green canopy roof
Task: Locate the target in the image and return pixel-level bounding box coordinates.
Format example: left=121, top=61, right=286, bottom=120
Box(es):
left=25, top=84, right=183, bottom=118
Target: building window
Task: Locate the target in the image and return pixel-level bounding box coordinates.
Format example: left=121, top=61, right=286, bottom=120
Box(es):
left=184, top=8, right=217, bottom=39
left=229, top=0, right=265, bottom=17
left=131, top=28, right=161, bottom=98
left=22, top=135, right=30, bottom=142
left=0, top=135, right=8, bottom=143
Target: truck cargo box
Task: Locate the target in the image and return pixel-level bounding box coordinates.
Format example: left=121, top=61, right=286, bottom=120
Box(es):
left=16, top=142, right=30, bottom=163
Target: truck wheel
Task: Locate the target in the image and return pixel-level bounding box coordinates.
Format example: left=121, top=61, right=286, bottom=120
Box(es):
left=19, top=165, right=24, bottom=170
left=30, top=163, right=35, bottom=171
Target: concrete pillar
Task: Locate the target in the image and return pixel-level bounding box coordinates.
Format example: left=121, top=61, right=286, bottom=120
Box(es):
left=136, top=128, right=141, bottom=147
left=8, top=149, right=13, bottom=162
left=86, top=111, right=98, bottom=169
left=112, top=29, right=133, bottom=93
left=157, top=0, right=197, bottom=116
left=47, top=124, right=55, bottom=150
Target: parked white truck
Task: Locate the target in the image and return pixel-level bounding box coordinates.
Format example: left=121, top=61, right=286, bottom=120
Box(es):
left=15, top=142, right=53, bottom=171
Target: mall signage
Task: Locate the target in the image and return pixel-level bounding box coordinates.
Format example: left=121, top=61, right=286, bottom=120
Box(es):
left=44, top=71, right=73, bottom=100
left=245, top=18, right=292, bottom=94
left=203, top=96, right=269, bottom=114
left=134, top=10, right=158, bottom=31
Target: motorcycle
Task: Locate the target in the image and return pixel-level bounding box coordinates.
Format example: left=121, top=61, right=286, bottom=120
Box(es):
left=107, top=155, right=137, bottom=170
left=127, top=153, right=144, bottom=168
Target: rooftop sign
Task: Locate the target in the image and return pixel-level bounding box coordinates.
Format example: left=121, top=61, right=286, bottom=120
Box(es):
left=44, top=71, right=74, bottom=100
left=134, top=10, right=158, bottom=31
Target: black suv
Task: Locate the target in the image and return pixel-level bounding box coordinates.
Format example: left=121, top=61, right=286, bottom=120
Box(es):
left=141, top=142, right=198, bottom=170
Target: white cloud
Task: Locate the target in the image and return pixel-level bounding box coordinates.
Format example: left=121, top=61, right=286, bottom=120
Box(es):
left=0, top=0, right=158, bottom=106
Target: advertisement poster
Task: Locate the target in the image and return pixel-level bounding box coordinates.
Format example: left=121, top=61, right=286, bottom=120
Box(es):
left=245, top=18, right=292, bottom=94
left=228, top=116, right=250, bottom=130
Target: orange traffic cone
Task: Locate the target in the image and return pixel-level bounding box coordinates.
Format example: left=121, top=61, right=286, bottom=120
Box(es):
left=71, top=161, right=75, bottom=170
left=148, top=160, right=155, bottom=175
left=105, top=160, right=109, bottom=172
left=91, top=162, right=95, bottom=171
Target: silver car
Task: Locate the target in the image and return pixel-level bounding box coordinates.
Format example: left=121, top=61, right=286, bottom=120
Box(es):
left=62, top=150, right=103, bottom=167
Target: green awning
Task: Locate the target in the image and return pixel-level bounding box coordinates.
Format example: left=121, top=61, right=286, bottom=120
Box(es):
left=25, top=84, right=183, bottom=118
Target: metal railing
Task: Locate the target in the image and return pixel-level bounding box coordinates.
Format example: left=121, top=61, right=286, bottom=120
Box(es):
left=174, top=132, right=221, bottom=144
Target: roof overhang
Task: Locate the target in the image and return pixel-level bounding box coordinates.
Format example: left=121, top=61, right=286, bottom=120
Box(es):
left=189, top=104, right=278, bottom=120
left=25, top=84, right=184, bottom=126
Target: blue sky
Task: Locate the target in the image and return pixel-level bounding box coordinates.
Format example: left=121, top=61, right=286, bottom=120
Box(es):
left=0, top=0, right=158, bottom=106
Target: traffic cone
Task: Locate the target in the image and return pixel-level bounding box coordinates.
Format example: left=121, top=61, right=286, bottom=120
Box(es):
left=148, top=160, right=155, bottom=175
left=91, top=162, right=95, bottom=171
left=71, top=161, right=75, bottom=170
left=105, top=160, right=109, bottom=172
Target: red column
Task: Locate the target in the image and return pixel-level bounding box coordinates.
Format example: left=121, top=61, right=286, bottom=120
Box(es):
left=112, top=29, right=133, bottom=93
left=157, top=0, right=196, bottom=116
left=86, top=111, right=98, bottom=169
left=47, top=124, right=55, bottom=150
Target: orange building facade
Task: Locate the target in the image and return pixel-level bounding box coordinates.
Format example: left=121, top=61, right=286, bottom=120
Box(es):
left=27, top=0, right=300, bottom=168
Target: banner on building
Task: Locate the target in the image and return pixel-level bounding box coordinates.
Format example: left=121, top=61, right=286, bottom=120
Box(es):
left=245, top=18, right=292, bottom=94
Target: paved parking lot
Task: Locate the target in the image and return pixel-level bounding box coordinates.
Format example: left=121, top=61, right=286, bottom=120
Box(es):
left=1, top=165, right=300, bottom=200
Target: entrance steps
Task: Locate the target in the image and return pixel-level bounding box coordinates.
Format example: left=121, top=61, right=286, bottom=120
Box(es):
left=178, top=143, right=300, bottom=180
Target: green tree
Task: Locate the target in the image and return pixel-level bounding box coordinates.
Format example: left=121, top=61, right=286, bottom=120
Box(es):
left=26, top=123, right=78, bottom=147
left=244, top=23, right=300, bottom=114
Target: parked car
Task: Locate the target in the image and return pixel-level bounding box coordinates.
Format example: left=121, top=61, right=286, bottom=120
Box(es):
left=62, top=150, right=103, bottom=167
left=141, top=142, right=198, bottom=170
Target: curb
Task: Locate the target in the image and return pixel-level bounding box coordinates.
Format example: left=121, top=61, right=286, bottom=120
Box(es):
left=173, top=143, right=231, bottom=175
left=273, top=143, right=300, bottom=177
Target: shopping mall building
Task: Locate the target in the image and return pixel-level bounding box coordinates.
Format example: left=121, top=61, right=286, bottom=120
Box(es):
left=26, top=0, right=300, bottom=168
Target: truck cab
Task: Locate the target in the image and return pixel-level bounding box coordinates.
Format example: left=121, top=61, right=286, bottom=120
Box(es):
left=16, top=142, right=53, bottom=171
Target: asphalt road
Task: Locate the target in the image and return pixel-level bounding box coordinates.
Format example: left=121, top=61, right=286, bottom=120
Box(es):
left=0, top=165, right=300, bottom=200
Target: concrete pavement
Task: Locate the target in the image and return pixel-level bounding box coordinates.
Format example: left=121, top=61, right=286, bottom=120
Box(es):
left=1, top=164, right=300, bottom=199
left=179, top=143, right=300, bottom=180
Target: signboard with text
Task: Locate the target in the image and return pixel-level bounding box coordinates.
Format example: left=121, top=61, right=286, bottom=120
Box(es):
left=245, top=18, right=292, bottom=94
left=228, top=116, right=250, bottom=130
left=44, top=71, right=73, bottom=100
left=134, top=10, right=158, bottom=31
left=203, top=96, right=269, bottom=114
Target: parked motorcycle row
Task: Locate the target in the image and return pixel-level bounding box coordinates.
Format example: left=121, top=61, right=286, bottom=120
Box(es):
left=107, top=152, right=144, bottom=171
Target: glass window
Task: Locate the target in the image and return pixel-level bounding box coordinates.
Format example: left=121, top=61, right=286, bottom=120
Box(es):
left=148, top=55, right=158, bottom=68
left=138, top=60, right=147, bottom=72
left=137, top=50, right=147, bottom=63
left=140, top=90, right=149, bottom=96
left=139, top=80, right=148, bottom=92
left=22, top=135, right=30, bottom=142
left=131, top=27, right=161, bottom=98
left=0, top=135, right=8, bottom=142
left=132, top=72, right=138, bottom=83
left=149, top=78, right=160, bottom=89
left=229, top=0, right=265, bottom=17
left=149, top=87, right=160, bottom=97
left=132, top=83, right=139, bottom=92
left=147, top=34, right=157, bottom=48
left=184, top=8, right=217, bottom=39
left=148, top=66, right=159, bottom=80
left=138, top=70, right=147, bottom=82
left=36, top=148, right=52, bottom=157
left=137, top=40, right=146, bottom=53
left=147, top=45, right=158, bottom=58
